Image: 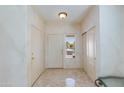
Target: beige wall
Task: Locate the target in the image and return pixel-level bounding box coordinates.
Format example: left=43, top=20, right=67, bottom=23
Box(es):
left=0, top=6, right=46, bottom=87
left=0, top=6, right=27, bottom=86
left=81, top=6, right=98, bottom=34
left=98, top=6, right=124, bottom=77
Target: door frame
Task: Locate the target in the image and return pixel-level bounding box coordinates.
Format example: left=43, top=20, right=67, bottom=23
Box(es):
left=63, top=33, right=78, bottom=68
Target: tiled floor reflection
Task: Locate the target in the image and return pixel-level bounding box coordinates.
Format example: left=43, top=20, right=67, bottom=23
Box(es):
left=33, top=69, right=95, bottom=87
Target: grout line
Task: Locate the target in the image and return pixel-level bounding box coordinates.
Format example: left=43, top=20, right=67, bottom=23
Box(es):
left=31, top=69, right=48, bottom=87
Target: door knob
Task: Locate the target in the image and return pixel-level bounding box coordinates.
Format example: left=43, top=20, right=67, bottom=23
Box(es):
left=32, top=57, right=35, bottom=60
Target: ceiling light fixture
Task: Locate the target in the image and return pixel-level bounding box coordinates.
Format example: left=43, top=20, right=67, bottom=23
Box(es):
left=58, top=12, right=67, bottom=19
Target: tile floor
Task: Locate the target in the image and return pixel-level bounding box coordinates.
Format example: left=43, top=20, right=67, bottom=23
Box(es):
left=33, top=69, right=95, bottom=87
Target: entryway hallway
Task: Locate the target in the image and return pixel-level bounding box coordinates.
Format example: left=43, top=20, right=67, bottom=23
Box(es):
left=33, top=69, right=95, bottom=87
left=0, top=5, right=124, bottom=87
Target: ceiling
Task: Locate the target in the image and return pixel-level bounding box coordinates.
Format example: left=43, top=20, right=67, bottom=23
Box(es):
left=34, top=5, right=91, bottom=24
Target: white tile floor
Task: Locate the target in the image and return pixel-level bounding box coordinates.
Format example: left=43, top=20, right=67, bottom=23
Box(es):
left=33, top=69, right=95, bottom=87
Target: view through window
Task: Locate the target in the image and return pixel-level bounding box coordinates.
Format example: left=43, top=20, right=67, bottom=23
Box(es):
left=65, top=35, right=76, bottom=58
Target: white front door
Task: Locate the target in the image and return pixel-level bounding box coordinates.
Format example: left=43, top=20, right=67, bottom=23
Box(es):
left=46, top=34, right=63, bottom=68
left=63, top=34, right=77, bottom=68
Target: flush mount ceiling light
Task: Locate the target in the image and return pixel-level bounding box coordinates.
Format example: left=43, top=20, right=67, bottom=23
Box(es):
left=58, top=12, right=67, bottom=19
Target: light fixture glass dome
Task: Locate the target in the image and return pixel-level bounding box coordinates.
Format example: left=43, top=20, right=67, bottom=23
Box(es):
left=58, top=12, right=67, bottom=19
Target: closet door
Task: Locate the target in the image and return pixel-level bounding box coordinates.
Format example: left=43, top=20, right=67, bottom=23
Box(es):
left=82, top=34, right=87, bottom=71
left=86, top=27, right=96, bottom=81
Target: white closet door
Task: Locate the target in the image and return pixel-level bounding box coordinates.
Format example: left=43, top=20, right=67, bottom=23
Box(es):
left=86, top=27, right=96, bottom=81
left=82, top=34, right=87, bottom=71
left=46, top=34, right=63, bottom=68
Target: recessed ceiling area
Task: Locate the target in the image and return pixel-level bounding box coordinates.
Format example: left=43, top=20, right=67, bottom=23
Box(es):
left=33, top=5, right=91, bottom=24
